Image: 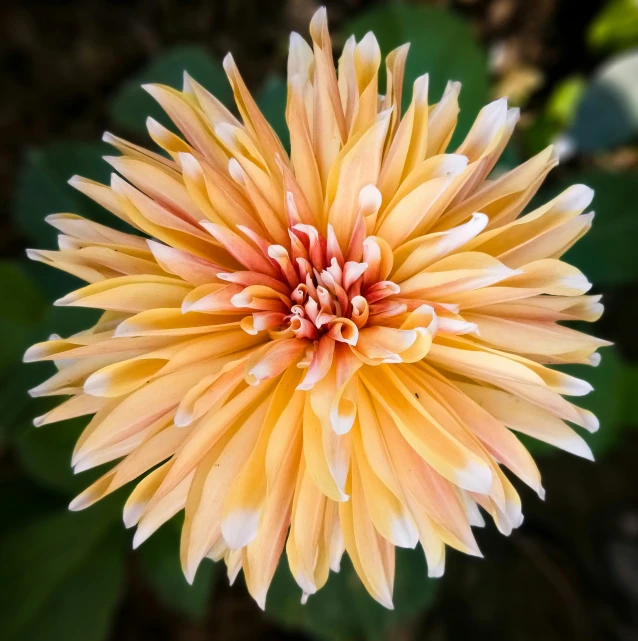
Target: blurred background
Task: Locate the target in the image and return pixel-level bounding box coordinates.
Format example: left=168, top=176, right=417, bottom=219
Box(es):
left=1, top=0, right=638, bottom=639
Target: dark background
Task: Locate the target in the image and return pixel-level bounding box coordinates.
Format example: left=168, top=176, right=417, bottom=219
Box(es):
left=1, top=1, right=638, bottom=640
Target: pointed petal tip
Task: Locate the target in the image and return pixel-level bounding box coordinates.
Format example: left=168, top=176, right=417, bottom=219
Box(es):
left=391, top=515, right=420, bottom=549
left=581, top=410, right=599, bottom=433
left=222, top=52, right=235, bottom=73
left=458, top=458, right=493, bottom=495
left=173, top=410, right=192, bottom=428
left=82, top=373, right=107, bottom=397
left=221, top=509, right=261, bottom=550
left=73, top=458, right=95, bottom=474
left=68, top=492, right=92, bottom=512
left=178, top=151, right=199, bottom=172
left=376, top=592, right=394, bottom=610
left=53, top=293, right=74, bottom=306
left=27, top=384, right=44, bottom=398
left=132, top=527, right=151, bottom=550
left=22, top=345, right=40, bottom=363
left=254, top=590, right=267, bottom=610
left=123, top=502, right=146, bottom=529
left=67, top=174, right=85, bottom=188
left=141, top=83, right=160, bottom=97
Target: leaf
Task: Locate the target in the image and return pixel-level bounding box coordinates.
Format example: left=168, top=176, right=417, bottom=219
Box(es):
left=12, top=531, right=126, bottom=641
left=12, top=142, right=114, bottom=249
left=0, top=495, right=124, bottom=641
left=257, top=74, right=289, bottom=151
left=546, top=76, right=587, bottom=125
left=342, top=4, right=489, bottom=147
left=0, top=262, right=48, bottom=446
left=267, top=547, right=438, bottom=641
left=0, top=261, right=47, bottom=370
left=137, top=516, right=217, bottom=621
left=523, top=76, right=586, bottom=156
left=569, top=50, right=638, bottom=152
left=542, top=170, right=638, bottom=285
left=0, top=478, right=64, bottom=537
left=108, top=45, right=230, bottom=134
left=14, top=416, right=108, bottom=496
left=588, top=0, right=638, bottom=53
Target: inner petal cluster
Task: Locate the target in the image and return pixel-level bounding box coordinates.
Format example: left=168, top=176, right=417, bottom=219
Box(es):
left=243, top=222, right=399, bottom=344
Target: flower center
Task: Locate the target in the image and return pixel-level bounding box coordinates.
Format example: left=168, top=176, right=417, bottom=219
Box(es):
left=238, top=223, right=401, bottom=345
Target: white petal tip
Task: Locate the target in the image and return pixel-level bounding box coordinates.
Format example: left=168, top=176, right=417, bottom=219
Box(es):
left=221, top=509, right=261, bottom=550
left=222, top=53, right=235, bottom=72
left=255, top=593, right=267, bottom=610
left=183, top=560, right=200, bottom=585
left=68, top=495, right=88, bottom=512
left=173, top=412, right=192, bottom=428
left=458, top=459, right=493, bottom=495
left=141, top=83, right=159, bottom=96
left=427, top=563, right=445, bottom=579
left=53, top=295, right=73, bottom=306
left=123, top=502, right=146, bottom=529
left=391, top=516, right=420, bottom=549
left=73, top=459, right=93, bottom=474
left=132, top=528, right=151, bottom=549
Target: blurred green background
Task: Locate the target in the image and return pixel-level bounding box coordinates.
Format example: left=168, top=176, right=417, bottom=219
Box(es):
left=1, top=0, right=638, bottom=639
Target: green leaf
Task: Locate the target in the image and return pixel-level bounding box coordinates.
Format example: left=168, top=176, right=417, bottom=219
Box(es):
left=0, top=261, right=47, bottom=370
left=257, top=75, right=289, bottom=151
left=108, top=45, right=230, bottom=134
left=546, top=76, right=587, bottom=125
left=12, top=531, right=126, bottom=641
left=342, top=4, right=489, bottom=147
left=267, top=547, right=437, bottom=641
left=12, top=142, right=114, bottom=250
left=0, top=478, right=64, bottom=537
left=523, top=76, right=586, bottom=157
left=569, top=50, right=638, bottom=152
left=0, top=262, right=48, bottom=446
left=0, top=497, right=124, bottom=641
left=588, top=0, right=638, bottom=53
left=544, top=170, right=638, bottom=285
left=14, top=416, right=108, bottom=496
left=0, top=261, right=48, bottom=326
left=137, top=516, right=217, bottom=621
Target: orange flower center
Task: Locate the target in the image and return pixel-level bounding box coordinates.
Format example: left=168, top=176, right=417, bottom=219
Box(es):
left=254, top=223, right=400, bottom=345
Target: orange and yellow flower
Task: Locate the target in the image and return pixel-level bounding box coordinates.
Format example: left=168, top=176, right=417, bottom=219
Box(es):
left=25, top=7, right=608, bottom=609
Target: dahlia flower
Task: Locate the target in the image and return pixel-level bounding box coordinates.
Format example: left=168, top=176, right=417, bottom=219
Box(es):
left=25, top=7, right=607, bottom=609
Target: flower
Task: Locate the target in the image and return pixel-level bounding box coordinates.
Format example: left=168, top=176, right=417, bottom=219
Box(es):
left=25, top=7, right=608, bottom=610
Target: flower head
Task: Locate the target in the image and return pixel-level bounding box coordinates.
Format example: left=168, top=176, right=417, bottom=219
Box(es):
left=25, top=7, right=608, bottom=609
